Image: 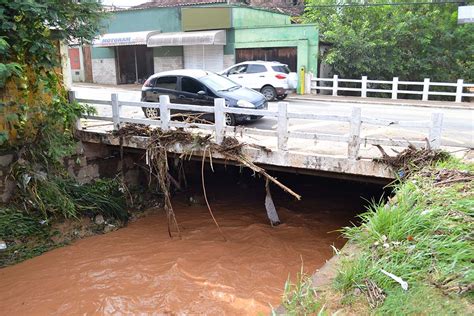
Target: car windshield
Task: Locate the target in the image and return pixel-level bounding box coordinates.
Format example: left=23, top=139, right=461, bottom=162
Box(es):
left=200, top=73, right=240, bottom=92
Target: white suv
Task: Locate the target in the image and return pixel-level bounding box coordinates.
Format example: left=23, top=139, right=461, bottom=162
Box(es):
left=221, top=61, right=298, bottom=101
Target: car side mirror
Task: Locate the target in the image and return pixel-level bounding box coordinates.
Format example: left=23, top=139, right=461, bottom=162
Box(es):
left=197, top=90, right=206, bottom=97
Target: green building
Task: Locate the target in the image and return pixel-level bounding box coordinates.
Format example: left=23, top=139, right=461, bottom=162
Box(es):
left=90, top=4, right=318, bottom=91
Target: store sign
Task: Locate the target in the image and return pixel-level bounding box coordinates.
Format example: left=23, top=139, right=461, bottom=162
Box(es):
left=99, top=37, right=132, bottom=46
left=92, top=31, right=160, bottom=47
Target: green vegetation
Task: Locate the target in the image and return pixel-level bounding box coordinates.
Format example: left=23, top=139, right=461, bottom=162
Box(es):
left=1, top=177, right=127, bottom=267
left=0, top=1, right=125, bottom=267
left=303, top=0, right=474, bottom=82
left=335, top=158, right=473, bottom=314
left=14, top=172, right=127, bottom=221
left=279, top=266, right=326, bottom=315
left=1, top=0, right=103, bottom=153
left=0, top=208, right=53, bottom=266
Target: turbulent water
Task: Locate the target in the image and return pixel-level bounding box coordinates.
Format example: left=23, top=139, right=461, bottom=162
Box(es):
left=0, top=178, right=369, bottom=315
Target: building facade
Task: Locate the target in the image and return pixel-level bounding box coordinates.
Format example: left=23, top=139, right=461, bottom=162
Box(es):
left=89, top=4, right=318, bottom=91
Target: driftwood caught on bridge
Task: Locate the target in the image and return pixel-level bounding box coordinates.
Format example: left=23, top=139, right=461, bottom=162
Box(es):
left=114, top=123, right=300, bottom=238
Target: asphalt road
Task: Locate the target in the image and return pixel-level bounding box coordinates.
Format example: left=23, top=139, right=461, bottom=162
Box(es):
left=72, top=85, right=474, bottom=148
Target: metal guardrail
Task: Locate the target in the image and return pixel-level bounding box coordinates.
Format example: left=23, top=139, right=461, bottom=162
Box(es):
left=311, top=75, right=474, bottom=103
left=70, top=91, right=451, bottom=160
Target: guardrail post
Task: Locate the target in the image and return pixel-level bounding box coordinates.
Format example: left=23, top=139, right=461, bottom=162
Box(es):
left=348, top=107, right=362, bottom=159
left=428, top=112, right=443, bottom=149
left=361, top=76, right=367, bottom=98
left=332, top=75, right=338, bottom=96
left=68, top=91, right=82, bottom=131
left=455, top=79, right=464, bottom=103
left=159, top=95, right=170, bottom=131
left=277, top=102, right=288, bottom=151
left=422, top=78, right=430, bottom=101
left=111, top=93, right=121, bottom=131
left=391, top=77, right=399, bottom=100
left=214, top=98, right=226, bottom=144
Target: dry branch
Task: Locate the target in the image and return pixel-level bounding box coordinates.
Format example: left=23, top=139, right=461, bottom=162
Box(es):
left=113, top=123, right=302, bottom=238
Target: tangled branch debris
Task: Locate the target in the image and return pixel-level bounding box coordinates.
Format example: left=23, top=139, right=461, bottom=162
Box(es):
left=432, top=169, right=474, bottom=186
left=364, top=279, right=386, bottom=309
left=374, top=144, right=450, bottom=176
left=113, top=123, right=301, bottom=238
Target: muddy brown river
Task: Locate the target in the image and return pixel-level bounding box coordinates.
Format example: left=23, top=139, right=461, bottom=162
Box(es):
left=0, top=175, right=377, bottom=315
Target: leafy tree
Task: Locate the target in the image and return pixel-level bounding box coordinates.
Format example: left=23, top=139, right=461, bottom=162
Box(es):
left=304, top=0, right=474, bottom=82
left=0, top=0, right=104, bottom=160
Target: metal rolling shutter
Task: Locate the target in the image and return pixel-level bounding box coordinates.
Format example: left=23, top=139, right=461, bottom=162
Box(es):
left=184, top=45, right=224, bottom=72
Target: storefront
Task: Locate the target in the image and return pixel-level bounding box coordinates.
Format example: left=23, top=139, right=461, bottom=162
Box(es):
left=147, top=30, right=226, bottom=72
left=89, top=5, right=318, bottom=90
left=92, top=31, right=159, bottom=84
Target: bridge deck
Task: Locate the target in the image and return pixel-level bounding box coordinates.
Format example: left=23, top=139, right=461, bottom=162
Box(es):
left=77, top=125, right=395, bottom=182
left=73, top=93, right=470, bottom=182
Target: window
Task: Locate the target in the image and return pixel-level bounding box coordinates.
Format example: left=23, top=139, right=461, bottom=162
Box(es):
left=155, top=76, right=177, bottom=90
left=246, top=64, right=267, bottom=74
left=271, top=65, right=291, bottom=74
left=181, top=77, right=206, bottom=94
left=228, top=64, right=247, bottom=75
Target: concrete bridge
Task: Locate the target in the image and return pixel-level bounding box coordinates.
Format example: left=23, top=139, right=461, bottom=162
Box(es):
left=71, top=92, right=468, bottom=182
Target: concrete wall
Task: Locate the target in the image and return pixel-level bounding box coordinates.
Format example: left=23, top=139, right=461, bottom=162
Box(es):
left=102, top=7, right=181, bottom=34
left=234, top=24, right=319, bottom=77
left=65, top=142, right=144, bottom=186
left=182, top=7, right=231, bottom=31
left=92, top=58, right=117, bottom=85
left=153, top=46, right=183, bottom=73
left=223, top=54, right=235, bottom=69
left=154, top=56, right=183, bottom=73
left=232, top=7, right=291, bottom=28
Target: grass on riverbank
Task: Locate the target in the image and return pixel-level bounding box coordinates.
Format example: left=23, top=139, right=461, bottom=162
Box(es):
left=279, top=266, right=326, bottom=316
left=0, top=178, right=129, bottom=267
left=335, top=158, right=473, bottom=314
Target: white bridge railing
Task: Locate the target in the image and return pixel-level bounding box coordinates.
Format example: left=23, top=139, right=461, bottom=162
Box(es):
left=70, top=92, right=452, bottom=160
left=311, top=75, right=474, bottom=103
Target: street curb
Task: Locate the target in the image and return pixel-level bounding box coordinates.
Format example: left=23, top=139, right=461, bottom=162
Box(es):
left=287, top=96, right=473, bottom=110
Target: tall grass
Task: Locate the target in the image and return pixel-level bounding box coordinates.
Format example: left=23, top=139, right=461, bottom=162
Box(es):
left=17, top=175, right=127, bottom=221
left=280, top=265, right=326, bottom=315
left=335, top=158, right=474, bottom=313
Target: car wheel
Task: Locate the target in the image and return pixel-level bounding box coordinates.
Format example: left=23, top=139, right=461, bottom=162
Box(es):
left=260, top=85, right=277, bottom=101
left=225, top=113, right=236, bottom=126
left=143, top=106, right=159, bottom=118
left=276, top=94, right=287, bottom=101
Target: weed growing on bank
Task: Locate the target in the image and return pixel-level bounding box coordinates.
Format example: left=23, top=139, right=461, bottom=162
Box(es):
left=335, top=158, right=473, bottom=314
left=279, top=266, right=326, bottom=315
left=0, top=178, right=128, bottom=267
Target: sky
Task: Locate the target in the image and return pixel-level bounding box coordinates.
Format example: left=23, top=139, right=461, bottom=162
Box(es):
left=101, top=0, right=149, bottom=7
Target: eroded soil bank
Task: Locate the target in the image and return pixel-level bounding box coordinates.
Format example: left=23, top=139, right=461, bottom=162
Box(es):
left=0, top=171, right=385, bottom=314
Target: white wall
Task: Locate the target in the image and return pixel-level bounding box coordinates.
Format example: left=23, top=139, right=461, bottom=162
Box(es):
left=92, top=58, right=117, bottom=85
left=153, top=56, right=183, bottom=73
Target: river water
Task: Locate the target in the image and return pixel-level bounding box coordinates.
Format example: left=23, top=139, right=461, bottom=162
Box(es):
left=0, top=175, right=378, bottom=315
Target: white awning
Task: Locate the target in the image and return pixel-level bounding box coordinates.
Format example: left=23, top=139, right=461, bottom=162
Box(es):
left=93, top=30, right=160, bottom=47
left=147, top=30, right=226, bottom=47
